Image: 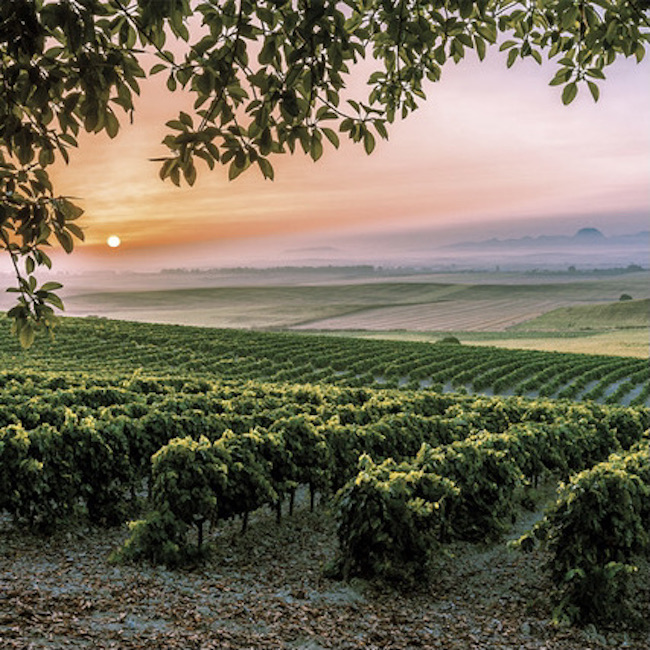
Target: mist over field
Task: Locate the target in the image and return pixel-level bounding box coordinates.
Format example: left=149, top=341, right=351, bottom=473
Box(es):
left=272, top=225, right=650, bottom=271
left=3, top=216, right=645, bottom=277
left=120, top=222, right=650, bottom=272
left=1, top=220, right=647, bottom=358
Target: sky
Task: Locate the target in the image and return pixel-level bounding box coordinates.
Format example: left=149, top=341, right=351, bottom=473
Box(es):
left=42, top=39, right=650, bottom=272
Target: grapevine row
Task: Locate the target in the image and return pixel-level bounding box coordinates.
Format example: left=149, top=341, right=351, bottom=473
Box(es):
left=1, top=316, right=646, bottom=405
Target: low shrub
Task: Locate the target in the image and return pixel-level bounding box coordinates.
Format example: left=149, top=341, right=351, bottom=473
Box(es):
left=331, top=453, right=458, bottom=582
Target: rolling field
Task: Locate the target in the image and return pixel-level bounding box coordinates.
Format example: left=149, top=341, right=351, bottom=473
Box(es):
left=46, top=268, right=649, bottom=358
left=291, top=298, right=577, bottom=331
left=314, top=328, right=649, bottom=358
left=62, top=278, right=649, bottom=332
left=468, top=328, right=649, bottom=357
left=512, top=298, right=650, bottom=331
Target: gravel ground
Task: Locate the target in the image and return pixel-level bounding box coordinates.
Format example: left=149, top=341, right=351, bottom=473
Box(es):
left=1, top=501, right=648, bottom=650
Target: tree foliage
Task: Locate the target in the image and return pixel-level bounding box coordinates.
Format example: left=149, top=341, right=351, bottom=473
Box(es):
left=1, top=0, right=648, bottom=343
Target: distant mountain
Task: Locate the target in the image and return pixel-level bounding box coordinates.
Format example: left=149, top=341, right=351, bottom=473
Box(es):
left=445, top=229, right=649, bottom=250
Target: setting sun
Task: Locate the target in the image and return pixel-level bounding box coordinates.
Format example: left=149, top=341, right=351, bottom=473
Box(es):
left=107, top=235, right=121, bottom=248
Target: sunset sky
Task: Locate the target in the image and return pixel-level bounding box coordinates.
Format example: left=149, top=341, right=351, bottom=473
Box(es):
left=42, top=44, right=649, bottom=272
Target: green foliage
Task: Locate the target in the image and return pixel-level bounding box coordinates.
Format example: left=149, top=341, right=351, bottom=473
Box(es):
left=101, top=414, right=150, bottom=491
left=116, top=435, right=229, bottom=565
left=67, top=413, right=132, bottom=525
left=325, top=421, right=366, bottom=491
left=1, top=331, right=648, bottom=590
left=150, top=436, right=228, bottom=538
left=2, top=1, right=648, bottom=342
left=111, top=508, right=192, bottom=567
left=7, top=422, right=81, bottom=530
left=217, top=429, right=278, bottom=521
left=604, top=408, right=647, bottom=450
left=333, top=402, right=646, bottom=587
left=3, top=317, right=647, bottom=408
left=332, top=452, right=459, bottom=582
left=494, top=422, right=567, bottom=483
left=619, top=293, right=633, bottom=301
left=254, top=428, right=299, bottom=511
left=0, top=424, right=43, bottom=523
left=518, top=443, right=650, bottom=624
left=415, top=435, right=522, bottom=541
left=270, top=415, right=330, bottom=493
left=436, top=336, right=462, bottom=345
left=0, top=410, right=134, bottom=529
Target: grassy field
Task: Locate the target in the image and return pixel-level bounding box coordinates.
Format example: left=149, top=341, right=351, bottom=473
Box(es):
left=62, top=272, right=649, bottom=321
left=307, top=327, right=649, bottom=358
left=512, top=298, right=649, bottom=331
left=51, top=268, right=649, bottom=357
left=462, top=328, right=648, bottom=357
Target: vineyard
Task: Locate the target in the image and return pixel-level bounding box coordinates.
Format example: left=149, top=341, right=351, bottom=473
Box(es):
left=1, top=316, right=649, bottom=647
left=1, top=316, right=648, bottom=406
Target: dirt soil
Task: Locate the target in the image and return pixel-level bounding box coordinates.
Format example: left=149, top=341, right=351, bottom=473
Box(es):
left=1, top=502, right=648, bottom=650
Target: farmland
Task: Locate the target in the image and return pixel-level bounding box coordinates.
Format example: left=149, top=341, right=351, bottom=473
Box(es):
left=47, top=267, right=650, bottom=358
left=1, top=316, right=648, bottom=405
left=314, top=328, right=649, bottom=358
left=0, top=319, right=648, bottom=648
left=512, top=298, right=650, bottom=331
left=1, top=270, right=649, bottom=648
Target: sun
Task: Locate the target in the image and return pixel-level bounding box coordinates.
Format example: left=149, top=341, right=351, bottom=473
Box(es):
left=107, top=235, right=121, bottom=248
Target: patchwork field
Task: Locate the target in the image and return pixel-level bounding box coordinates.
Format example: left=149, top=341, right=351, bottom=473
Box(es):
left=291, top=298, right=577, bottom=331
left=46, top=268, right=649, bottom=357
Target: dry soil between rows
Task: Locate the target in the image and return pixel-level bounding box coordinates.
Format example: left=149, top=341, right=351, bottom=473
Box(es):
left=1, top=503, right=648, bottom=650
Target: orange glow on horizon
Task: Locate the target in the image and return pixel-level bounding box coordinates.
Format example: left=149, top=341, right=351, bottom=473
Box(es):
left=46, top=52, right=649, bottom=264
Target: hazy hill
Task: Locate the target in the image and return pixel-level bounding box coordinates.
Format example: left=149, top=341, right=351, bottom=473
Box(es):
left=445, top=229, right=649, bottom=251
